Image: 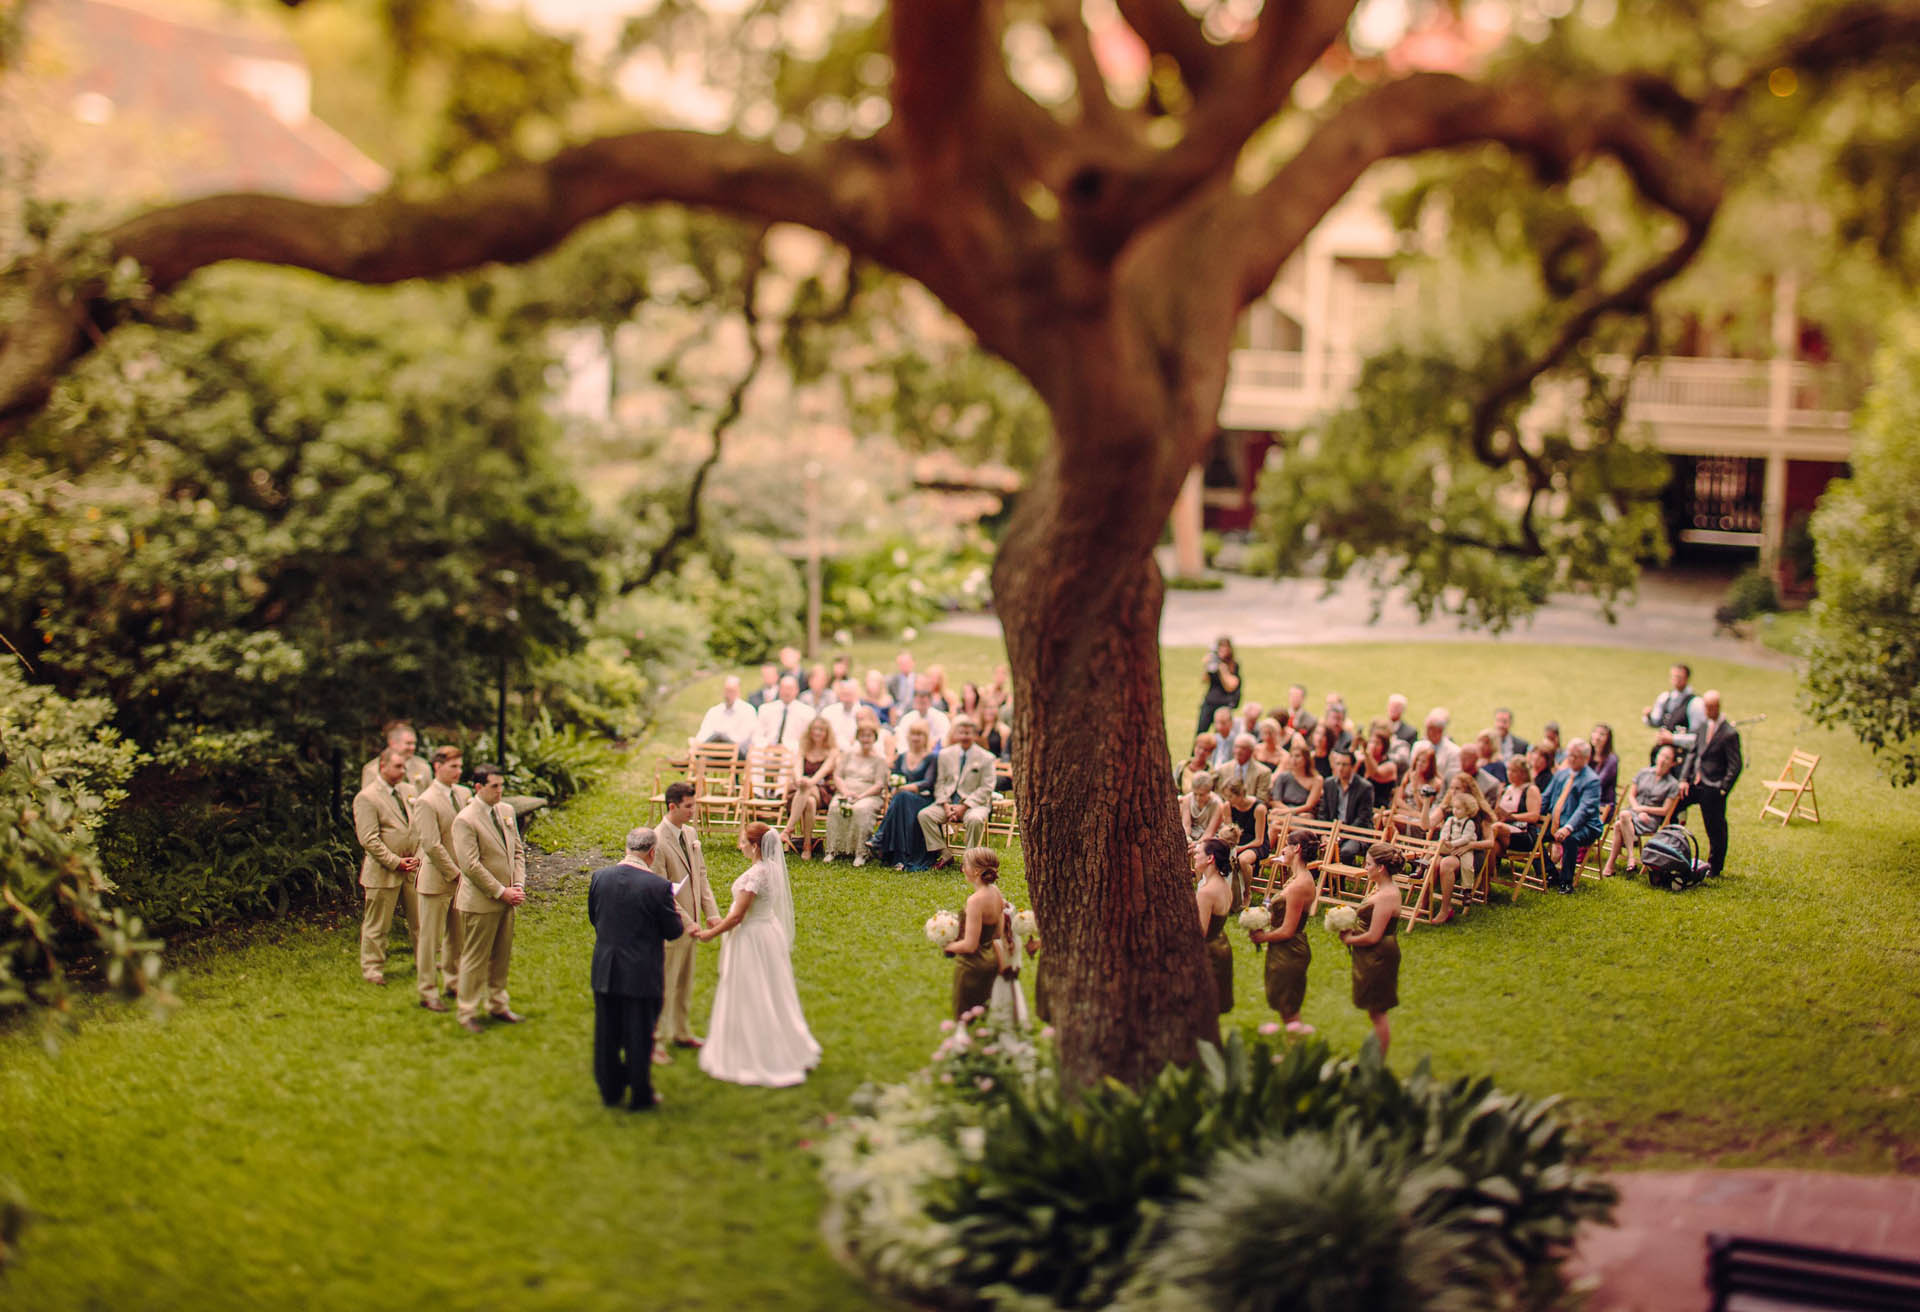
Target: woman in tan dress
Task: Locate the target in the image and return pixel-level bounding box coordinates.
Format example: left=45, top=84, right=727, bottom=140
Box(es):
left=825, top=719, right=888, bottom=864
left=1341, top=842, right=1406, bottom=1056
left=1193, top=837, right=1235, bottom=1015
left=942, top=847, right=1006, bottom=1019
left=1249, top=828, right=1318, bottom=1034
left=1181, top=771, right=1225, bottom=844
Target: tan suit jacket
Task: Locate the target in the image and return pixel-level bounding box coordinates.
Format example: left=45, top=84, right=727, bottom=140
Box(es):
left=354, top=781, right=420, bottom=889
left=1218, top=757, right=1273, bottom=805
left=653, top=818, right=720, bottom=925
left=412, top=780, right=473, bottom=897
left=451, top=796, right=526, bottom=913
left=930, top=744, right=997, bottom=810
left=361, top=753, right=432, bottom=801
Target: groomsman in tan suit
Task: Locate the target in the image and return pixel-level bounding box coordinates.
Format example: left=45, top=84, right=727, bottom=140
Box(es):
left=450, top=764, right=528, bottom=1033
left=360, top=720, right=433, bottom=799
left=353, top=749, right=422, bottom=985
left=651, top=781, right=720, bottom=1062
left=411, top=746, right=472, bottom=1011
left=920, top=717, right=997, bottom=866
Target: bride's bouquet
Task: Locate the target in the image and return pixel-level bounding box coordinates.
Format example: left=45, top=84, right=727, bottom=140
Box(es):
left=925, top=909, right=961, bottom=948
left=1324, top=905, right=1360, bottom=936
left=1238, top=904, right=1272, bottom=933
left=1011, top=908, right=1037, bottom=940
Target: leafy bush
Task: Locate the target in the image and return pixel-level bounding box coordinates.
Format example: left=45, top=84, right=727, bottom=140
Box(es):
left=821, top=532, right=995, bottom=639
left=1722, top=565, right=1782, bottom=621
left=662, top=538, right=806, bottom=664
left=0, top=663, right=140, bottom=808
left=822, top=1028, right=1614, bottom=1312
left=525, top=637, right=655, bottom=740
left=466, top=710, right=615, bottom=807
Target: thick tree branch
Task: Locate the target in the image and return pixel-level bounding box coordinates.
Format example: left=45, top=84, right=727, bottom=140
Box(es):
left=0, top=130, right=898, bottom=427
left=1045, top=0, right=1135, bottom=142
left=1114, top=0, right=1222, bottom=94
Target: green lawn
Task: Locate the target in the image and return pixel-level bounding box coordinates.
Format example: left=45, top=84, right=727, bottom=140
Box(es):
left=4, top=634, right=1918, bottom=1310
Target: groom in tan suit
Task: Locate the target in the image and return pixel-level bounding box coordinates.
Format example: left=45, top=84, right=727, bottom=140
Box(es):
left=353, top=749, right=422, bottom=985
left=411, top=746, right=471, bottom=1011
left=652, top=781, right=720, bottom=1061
left=450, top=764, right=527, bottom=1033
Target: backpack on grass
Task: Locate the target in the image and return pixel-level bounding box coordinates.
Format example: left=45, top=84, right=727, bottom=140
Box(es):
left=1641, top=824, right=1711, bottom=891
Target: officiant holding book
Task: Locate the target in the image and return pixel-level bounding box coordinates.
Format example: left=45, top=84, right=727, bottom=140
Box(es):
left=588, top=827, right=696, bottom=1110
left=655, top=782, right=722, bottom=1062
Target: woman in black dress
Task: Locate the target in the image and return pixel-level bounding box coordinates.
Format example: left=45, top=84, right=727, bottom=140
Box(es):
left=1341, top=843, right=1405, bottom=1056
left=1195, top=635, right=1241, bottom=736
left=874, top=722, right=939, bottom=869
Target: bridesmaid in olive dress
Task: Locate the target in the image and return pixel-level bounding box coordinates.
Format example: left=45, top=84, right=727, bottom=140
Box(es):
left=1193, top=838, right=1235, bottom=1015
left=1249, top=829, right=1319, bottom=1035
left=942, top=847, right=1005, bottom=1019
left=1340, top=841, right=1406, bottom=1055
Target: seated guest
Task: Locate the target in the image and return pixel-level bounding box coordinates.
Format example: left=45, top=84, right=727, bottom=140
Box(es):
left=1430, top=790, right=1494, bottom=923
left=1321, top=703, right=1354, bottom=755
left=1178, top=734, right=1219, bottom=794
left=978, top=700, right=1013, bottom=761
left=819, top=680, right=866, bottom=751
left=1421, top=709, right=1461, bottom=779
left=747, top=663, right=781, bottom=708
left=886, top=651, right=917, bottom=717
left=1253, top=717, right=1288, bottom=769
left=1547, top=739, right=1603, bottom=893
left=1491, top=753, right=1544, bottom=867
left=1539, top=721, right=1563, bottom=763
left=896, top=682, right=950, bottom=751
left=1391, top=742, right=1442, bottom=838
left=854, top=706, right=894, bottom=762
left=861, top=670, right=893, bottom=723
left=1269, top=741, right=1323, bottom=819
left=830, top=654, right=852, bottom=685
left=690, top=675, right=758, bottom=758
left=988, top=665, right=1014, bottom=718
left=1370, top=717, right=1411, bottom=772
left=1493, top=707, right=1529, bottom=760
left=1282, top=684, right=1316, bottom=737
left=1599, top=744, right=1681, bottom=877
left=1383, top=693, right=1417, bottom=746
left=1362, top=727, right=1401, bottom=791
left=784, top=717, right=839, bottom=860
left=801, top=664, right=833, bottom=711
left=1181, top=771, right=1225, bottom=843
left=1307, top=723, right=1336, bottom=779
left=777, top=645, right=804, bottom=684
left=926, top=665, right=954, bottom=712
left=1218, top=734, right=1273, bottom=803
left=1222, top=777, right=1269, bottom=907
left=1471, top=731, right=1508, bottom=784
left=1208, top=706, right=1238, bottom=767
left=958, top=682, right=985, bottom=720
left=825, top=722, right=889, bottom=866
left=1455, top=744, right=1502, bottom=808
left=753, top=675, right=815, bottom=751
left=1319, top=748, right=1375, bottom=862
left=1588, top=722, right=1620, bottom=801
left=919, top=718, right=998, bottom=865
left=875, top=724, right=940, bottom=870
left=1534, top=744, right=1569, bottom=822
left=1235, top=702, right=1265, bottom=743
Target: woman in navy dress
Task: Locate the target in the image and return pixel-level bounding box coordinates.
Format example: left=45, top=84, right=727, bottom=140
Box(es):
left=874, top=722, right=940, bottom=869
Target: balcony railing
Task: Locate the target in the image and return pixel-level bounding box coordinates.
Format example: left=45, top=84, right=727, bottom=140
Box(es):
left=1223, top=350, right=1856, bottom=441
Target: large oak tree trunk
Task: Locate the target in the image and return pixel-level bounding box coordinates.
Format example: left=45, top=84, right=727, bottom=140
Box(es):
left=993, top=316, right=1222, bottom=1088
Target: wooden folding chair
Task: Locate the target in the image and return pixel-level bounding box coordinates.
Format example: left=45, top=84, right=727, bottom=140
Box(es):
left=986, top=775, right=1019, bottom=849
left=688, top=743, right=745, bottom=833
left=1319, top=820, right=1386, bottom=904
left=1391, top=832, right=1447, bottom=927
left=1758, top=749, right=1822, bottom=825
left=1578, top=787, right=1621, bottom=882
left=738, top=746, right=793, bottom=828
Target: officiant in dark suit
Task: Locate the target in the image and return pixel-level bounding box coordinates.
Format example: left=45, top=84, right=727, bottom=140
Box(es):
left=588, top=827, right=694, bottom=1111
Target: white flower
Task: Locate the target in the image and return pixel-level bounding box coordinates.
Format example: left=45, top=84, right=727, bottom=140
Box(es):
left=1012, top=908, right=1037, bottom=939
left=956, top=1127, right=986, bottom=1158
left=924, top=910, right=960, bottom=947
left=901, top=626, right=918, bottom=641
left=892, top=547, right=910, bottom=568
left=834, top=628, right=853, bottom=646
left=1324, top=905, right=1360, bottom=934
left=1239, top=905, right=1272, bottom=933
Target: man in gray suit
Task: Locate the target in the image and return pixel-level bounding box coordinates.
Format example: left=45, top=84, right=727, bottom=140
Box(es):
left=920, top=717, right=997, bottom=868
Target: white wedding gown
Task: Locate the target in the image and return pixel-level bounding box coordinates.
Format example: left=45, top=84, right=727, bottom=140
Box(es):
left=699, top=843, right=821, bottom=1088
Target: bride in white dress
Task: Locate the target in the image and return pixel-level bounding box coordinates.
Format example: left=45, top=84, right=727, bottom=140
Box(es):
left=694, top=822, right=821, bottom=1087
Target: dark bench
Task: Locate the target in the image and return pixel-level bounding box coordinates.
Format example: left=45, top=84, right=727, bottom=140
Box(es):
left=1708, top=1233, right=1920, bottom=1310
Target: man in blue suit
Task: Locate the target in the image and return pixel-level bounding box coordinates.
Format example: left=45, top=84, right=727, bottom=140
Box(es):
left=588, top=827, right=694, bottom=1111
left=1549, top=740, right=1603, bottom=894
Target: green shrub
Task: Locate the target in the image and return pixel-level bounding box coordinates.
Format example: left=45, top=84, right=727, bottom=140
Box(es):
left=823, top=1029, right=1615, bottom=1312
left=821, top=532, right=995, bottom=639
left=663, top=538, right=806, bottom=664
left=1165, top=574, right=1226, bottom=591
left=0, top=663, right=140, bottom=809
left=1118, top=1128, right=1481, bottom=1312
left=468, top=710, right=615, bottom=807
left=525, top=637, right=655, bottom=740
left=1723, top=565, right=1781, bottom=621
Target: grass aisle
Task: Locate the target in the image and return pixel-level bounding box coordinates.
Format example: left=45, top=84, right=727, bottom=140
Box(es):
left=4, top=636, right=1918, bottom=1309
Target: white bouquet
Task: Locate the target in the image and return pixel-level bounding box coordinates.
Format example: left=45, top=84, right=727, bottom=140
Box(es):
left=1324, top=905, right=1360, bottom=935
left=1012, top=908, right=1037, bottom=939
left=1238, top=905, right=1272, bottom=933
left=836, top=796, right=854, bottom=817
left=925, top=909, right=961, bottom=948
left=889, top=772, right=907, bottom=788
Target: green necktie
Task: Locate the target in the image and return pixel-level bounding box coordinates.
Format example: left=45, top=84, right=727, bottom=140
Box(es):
left=490, top=807, right=507, bottom=847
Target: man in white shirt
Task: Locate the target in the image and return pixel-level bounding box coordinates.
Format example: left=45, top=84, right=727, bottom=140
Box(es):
left=753, top=675, right=815, bottom=751
left=1423, top=708, right=1461, bottom=780
left=746, top=664, right=781, bottom=708
left=1384, top=693, right=1416, bottom=746
left=691, top=676, right=757, bottom=758
left=896, top=686, right=949, bottom=752
left=819, top=680, right=866, bottom=750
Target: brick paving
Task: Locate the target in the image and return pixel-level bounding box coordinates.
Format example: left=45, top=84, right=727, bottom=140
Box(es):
left=1572, top=1169, right=1920, bottom=1309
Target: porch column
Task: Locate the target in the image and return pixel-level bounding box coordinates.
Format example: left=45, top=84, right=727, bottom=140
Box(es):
left=1761, top=272, right=1798, bottom=573
left=1170, top=465, right=1205, bottom=579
